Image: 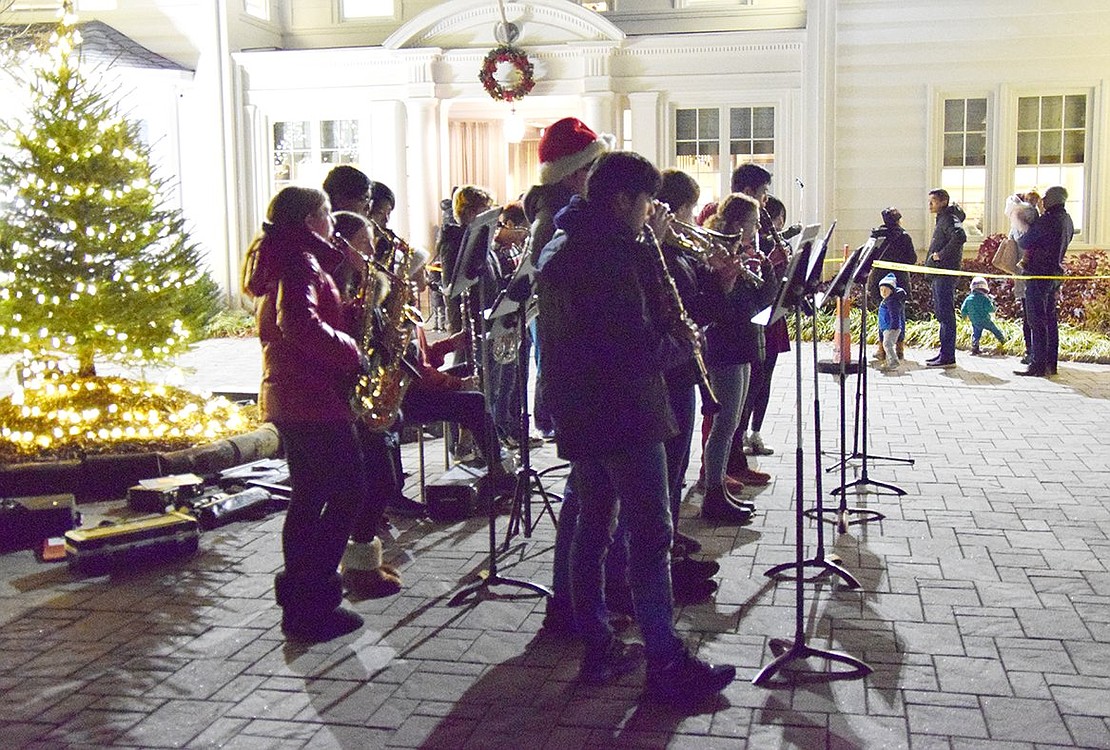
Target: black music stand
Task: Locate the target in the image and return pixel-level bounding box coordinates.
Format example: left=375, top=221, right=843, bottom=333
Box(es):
left=484, top=260, right=559, bottom=547
left=764, top=223, right=859, bottom=590
left=826, top=241, right=911, bottom=502
left=751, top=232, right=871, bottom=688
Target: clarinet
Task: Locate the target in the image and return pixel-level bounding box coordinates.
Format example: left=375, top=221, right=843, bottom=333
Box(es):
left=760, top=207, right=792, bottom=271
left=642, top=224, right=721, bottom=417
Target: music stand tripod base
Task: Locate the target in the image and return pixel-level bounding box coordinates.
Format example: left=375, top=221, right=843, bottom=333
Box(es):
left=807, top=505, right=886, bottom=535
left=752, top=638, right=873, bottom=688
left=764, top=553, right=861, bottom=589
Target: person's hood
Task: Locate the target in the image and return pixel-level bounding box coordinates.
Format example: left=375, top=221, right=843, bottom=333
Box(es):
left=523, top=182, right=576, bottom=223
left=537, top=195, right=630, bottom=273
left=942, top=202, right=967, bottom=223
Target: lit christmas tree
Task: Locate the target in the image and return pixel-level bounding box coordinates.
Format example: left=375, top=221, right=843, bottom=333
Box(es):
left=0, top=9, right=220, bottom=378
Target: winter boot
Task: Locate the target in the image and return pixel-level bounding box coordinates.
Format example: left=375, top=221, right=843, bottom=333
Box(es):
left=340, top=537, right=402, bottom=599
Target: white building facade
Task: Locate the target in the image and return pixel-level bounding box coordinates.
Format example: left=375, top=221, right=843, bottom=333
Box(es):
left=5, top=0, right=1108, bottom=303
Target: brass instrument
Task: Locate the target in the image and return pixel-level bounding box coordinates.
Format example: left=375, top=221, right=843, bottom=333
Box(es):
left=668, top=219, right=764, bottom=287
left=337, top=226, right=424, bottom=432
left=641, top=224, right=721, bottom=417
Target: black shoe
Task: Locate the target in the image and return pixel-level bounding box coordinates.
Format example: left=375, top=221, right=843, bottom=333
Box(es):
left=387, top=494, right=427, bottom=518
left=702, top=486, right=753, bottom=525
left=282, top=607, right=363, bottom=643
left=970, top=345, right=981, bottom=356
left=645, top=649, right=736, bottom=706
left=926, top=359, right=956, bottom=368
left=579, top=639, right=644, bottom=685
left=542, top=598, right=577, bottom=636
left=925, top=354, right=942, bottom=364
left=1014, top=367, right=1047, bottom=377
left=671, top=557, right=720, bottom=581
left=672, top=531, right=702, bottom=558
left=672, top=577, right=718, bottom=606
left=1020, top=354, right=1031, bottom=365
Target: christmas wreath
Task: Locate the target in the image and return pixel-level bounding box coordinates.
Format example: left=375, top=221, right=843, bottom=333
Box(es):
left=479, top=45, right=535, bottom=103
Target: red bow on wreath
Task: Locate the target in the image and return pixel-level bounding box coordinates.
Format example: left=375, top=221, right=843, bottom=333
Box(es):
left=479, top=45, right=536, bottom=103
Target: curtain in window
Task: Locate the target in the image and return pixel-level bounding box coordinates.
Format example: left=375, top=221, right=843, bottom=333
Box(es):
left=448, top=121, right=495, bottom=194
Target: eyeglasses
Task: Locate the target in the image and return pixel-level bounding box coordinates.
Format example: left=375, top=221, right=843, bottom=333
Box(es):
left=497, top=221, right=526, bottom=231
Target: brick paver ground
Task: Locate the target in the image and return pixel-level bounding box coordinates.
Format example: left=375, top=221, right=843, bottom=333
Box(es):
left=2, top=338, right=1109, bottom=748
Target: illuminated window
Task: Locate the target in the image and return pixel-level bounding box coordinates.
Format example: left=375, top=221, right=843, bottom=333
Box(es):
left=941, top=97, right=987, bottom=237
left=342, top=0, right=394, bottom=19
left=675, top=105, right=775, bottom=212
left=1014, top=94, right=1086, bottom=232
left=273, top=120, right=360, bottom=190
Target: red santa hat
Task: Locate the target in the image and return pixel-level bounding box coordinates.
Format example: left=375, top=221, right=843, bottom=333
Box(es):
left=538, top=117, right=616, bottom=186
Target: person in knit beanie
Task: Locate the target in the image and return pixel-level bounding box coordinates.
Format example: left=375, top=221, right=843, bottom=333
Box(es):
left=877, top=272, right=907, bottom=371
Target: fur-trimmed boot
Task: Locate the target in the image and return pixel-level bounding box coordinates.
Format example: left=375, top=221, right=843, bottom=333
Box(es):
left=340, top=537, right=402, bottom=599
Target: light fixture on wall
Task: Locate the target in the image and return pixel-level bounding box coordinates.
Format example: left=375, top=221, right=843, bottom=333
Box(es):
left=505, top=107, right=525, bottom=144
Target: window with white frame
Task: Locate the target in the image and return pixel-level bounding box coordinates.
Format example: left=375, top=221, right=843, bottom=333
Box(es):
left=342, top=0, right=394, bottom=19
left=675, top=105, right=775, bottom=212
left=940, top=97, right=987, bottom=237
left=1015, top=94, right=1086, bottom=232
left=273, top=119, right=360, bottom=190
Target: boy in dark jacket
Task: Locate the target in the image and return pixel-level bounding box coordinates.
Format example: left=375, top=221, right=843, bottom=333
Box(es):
left=536, top=151, right=736, bottom=706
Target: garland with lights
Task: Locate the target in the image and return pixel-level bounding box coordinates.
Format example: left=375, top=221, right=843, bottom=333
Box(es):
left=479, top=45, right=535, bottom=103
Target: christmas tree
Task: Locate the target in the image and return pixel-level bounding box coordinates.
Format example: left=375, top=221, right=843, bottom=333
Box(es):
left=0, top=10, right=220, bottom=377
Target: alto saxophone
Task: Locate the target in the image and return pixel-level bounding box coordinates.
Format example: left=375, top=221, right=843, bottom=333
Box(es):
left=338, top=225, right=424, bottom=431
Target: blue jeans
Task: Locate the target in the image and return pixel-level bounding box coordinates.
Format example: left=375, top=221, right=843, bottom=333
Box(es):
left=664, top=381, right=697, bottom=522
left=571, top=443, right=683, bottom=665
left=551, top=469, right=629, bottom=610
left=971, top=320, right=1006, bottom=347
left=932, top=275, right=957, bottom=360
left=1024, top=279, right=1059, bottom=370
left=704, top=363, right=750, bottom=485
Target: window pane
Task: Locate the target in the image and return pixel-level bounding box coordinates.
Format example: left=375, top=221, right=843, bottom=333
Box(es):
left=730, top=140, right=751, bottom=156
left=697, top=109, right=718, bottom=140
left=730, top=108, right=751, bottom=139
left=943, top=134, right=964, bottom=167
left=274, top=121, right=309, bottom=150
left=966, top=98, right=987, bottom=131
left=676, top=141, right=696, bottom=157
left=752, top=139, right=774, bottom=155
left=1040, top=96, right=1062, bottom=129
left=1062, top=130, right=1085, bottom=164
left=1017, top=97, right=1039, bottom=130
left=697, top=141, right=720, bottom=157
left=752, top=107, right=774, bottom=138
left=676, top=109, right=696, bottom=139
left=944, top=99, right=965, bottom=132
left=965, top=133, right=986, bottom=166
left=1040, top=130, right=1061, bottom=164
left=1064, top=95, right=1086, bottom=129
left=1016, top=131, right=1038, bottom=165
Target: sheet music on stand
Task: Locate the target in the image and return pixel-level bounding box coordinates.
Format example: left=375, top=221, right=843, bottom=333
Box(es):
left=484, top=246, right=539, bottom=327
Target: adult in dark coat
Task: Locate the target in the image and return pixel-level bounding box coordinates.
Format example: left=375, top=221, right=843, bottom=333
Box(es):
left=924, top=189, right=966, bottom=367
left=1016, top=185, right=1074, bottom=377
left=865, top=207, right=917, bottom=360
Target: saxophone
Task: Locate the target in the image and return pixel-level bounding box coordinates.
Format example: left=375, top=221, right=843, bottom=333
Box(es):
left=339, top=224, right=424, bottom=431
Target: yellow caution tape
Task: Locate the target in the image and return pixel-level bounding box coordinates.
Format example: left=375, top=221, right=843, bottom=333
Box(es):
left=871, top=259, right=1110, bottom=281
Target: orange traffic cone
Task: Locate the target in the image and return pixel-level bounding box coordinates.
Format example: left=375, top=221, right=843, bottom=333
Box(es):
left=833, top=244, right=853, bottom=364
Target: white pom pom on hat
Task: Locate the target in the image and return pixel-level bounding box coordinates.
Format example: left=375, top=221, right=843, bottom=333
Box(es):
left=538, top=117, right=617, bottom=185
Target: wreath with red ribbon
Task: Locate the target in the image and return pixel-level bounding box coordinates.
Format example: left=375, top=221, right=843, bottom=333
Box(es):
left=479, top=45, right=535, bottom=103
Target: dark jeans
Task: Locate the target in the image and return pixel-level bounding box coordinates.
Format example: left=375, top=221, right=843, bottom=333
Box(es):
left=1024, top=279, right=1059, bottom=370
left=551, top=468, right=629, bottom=612
left=664, top=379, right=697, bottom=525
left=571, top=443, right=683, bottom=666
left=932, top=275, right=957, bottom=360
left=531, top=319, right=553, bottom=433
left=275, top=421, right=367, bottom=613
left=971, top=320, right=1006, bottom=346
left=348, top=427, right=398, bottom=543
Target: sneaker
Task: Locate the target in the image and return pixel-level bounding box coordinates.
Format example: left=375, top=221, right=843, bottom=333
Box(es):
left=733, top=467, right=771, bottom=486
left=672, top=577, right=718, bottom=606
left=748, top=433, right=773, bottom=456
left=282, top=607, right=364, bottom=643
left=672, top=531, right=702, bottom=558
left=970, top=345, right=981, bottom=356
left=671, top=557, right=720, bottom=581
left=387, top=494, right=427, bottom=518
left=579, top=639, right=644, bottom=685
left=645, top=649, right=736, bottom=706
left=926, top=359, right=956, bottom=368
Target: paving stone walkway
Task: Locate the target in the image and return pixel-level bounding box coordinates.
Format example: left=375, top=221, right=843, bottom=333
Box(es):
left=1, top=338, right=1109, bottom=749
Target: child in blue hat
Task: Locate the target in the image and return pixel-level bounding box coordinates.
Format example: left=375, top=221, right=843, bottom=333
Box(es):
left=877, top=273, right=907, bottom=371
